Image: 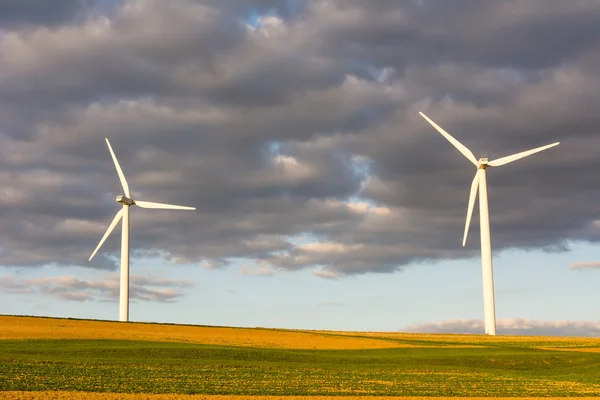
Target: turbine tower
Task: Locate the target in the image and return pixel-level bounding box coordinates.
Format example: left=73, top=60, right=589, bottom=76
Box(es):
left=89, top=138, right=195, bottom=322
left=419, top=112, right=559, bottom=336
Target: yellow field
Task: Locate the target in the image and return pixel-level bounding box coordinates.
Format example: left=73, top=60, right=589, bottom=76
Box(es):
left=0, top=316, right=398, bottom=349
left=5, top=394, right=600, bottom=400
left=0, top=315, right=449, bottom=350
left=328, top=330, right=600, bottom=348
left=540, top=347, right=600, bottom=353
left=2, top=315, right=600, bottom=350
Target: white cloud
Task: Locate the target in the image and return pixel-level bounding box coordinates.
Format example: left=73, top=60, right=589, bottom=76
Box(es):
left=299, top=241, right=353, bottom=254
left=404, top=318, right=600, bottom=337
left=254, top=15, right=287, bottom=37
left=346, top=201, right=370, bottom=214
left=0, top=276, right=33, bottom=294
left=273, top=154, right=315, bottom=180
left=0, top=273, right=193, bottom=303
left=570, top=261, right=600, bottom=270
left=313, top=269, right=341, bottom=279
left=237, top=264, right=274, bottom=277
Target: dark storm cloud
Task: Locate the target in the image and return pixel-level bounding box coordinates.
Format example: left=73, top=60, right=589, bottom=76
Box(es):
left=304, top=0, right=600, bottom=70
left=200, top=0, right=307, bottom=19
left=1, top=0, right=600, bottom=277
left=0, top=0, right=117, bottom=28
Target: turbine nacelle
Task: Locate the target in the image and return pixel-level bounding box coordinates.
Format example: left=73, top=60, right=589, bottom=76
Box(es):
left=477, top=158, right=489, bottom=169
left=116, top=195, right=134, bottom=205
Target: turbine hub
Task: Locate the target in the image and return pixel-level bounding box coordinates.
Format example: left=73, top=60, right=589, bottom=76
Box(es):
left=116, top=195, right=134, bottom=205
left=477, top=157, right=488, bottom=169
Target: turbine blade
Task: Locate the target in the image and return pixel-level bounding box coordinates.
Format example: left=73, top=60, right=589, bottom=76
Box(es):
left=135, top=200, right=196, bottom=210
left=419, top=112, right=478, bottom=166
left=89, top=208, right=124, bottom=261
left=488, top=142, right=560, bottom=167
left=463, top=172, right=480, bottom=247
left=105, top=138, right=130, bottom=197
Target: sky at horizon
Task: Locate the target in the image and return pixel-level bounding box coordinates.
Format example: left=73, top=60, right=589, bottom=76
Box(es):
left=1, top=0, right=599, bottom=337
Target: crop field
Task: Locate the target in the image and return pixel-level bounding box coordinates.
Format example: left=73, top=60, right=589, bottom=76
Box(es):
left=1, top=316, right=600, bottom=398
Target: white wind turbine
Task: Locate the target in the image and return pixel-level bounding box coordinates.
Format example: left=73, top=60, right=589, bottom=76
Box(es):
left=419, top=112, right=559, bottom=336
left=89, top=138, right=195, bottom=322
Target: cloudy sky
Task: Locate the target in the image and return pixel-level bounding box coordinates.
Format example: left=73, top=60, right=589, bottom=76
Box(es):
left=1, top=0, right=599, bottom=336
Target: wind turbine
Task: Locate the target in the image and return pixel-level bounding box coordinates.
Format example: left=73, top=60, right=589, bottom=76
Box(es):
left=419, top=112, right=559, bottom=336
left=89, top=138, right=195, bottom=322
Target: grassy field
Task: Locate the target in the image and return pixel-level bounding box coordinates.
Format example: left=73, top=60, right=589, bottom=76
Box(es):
left=1, top=316, right=600, bottom=397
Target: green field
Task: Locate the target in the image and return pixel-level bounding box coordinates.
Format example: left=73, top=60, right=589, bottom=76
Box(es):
left=2, top=337, right=600, bottom=397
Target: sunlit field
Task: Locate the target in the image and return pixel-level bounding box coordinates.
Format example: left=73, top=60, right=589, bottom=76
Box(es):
left=4, top=395, right=600, bottom=400
left=1, top=315, right=599, bottom=398
left=0, top=315, right=405, bottom=349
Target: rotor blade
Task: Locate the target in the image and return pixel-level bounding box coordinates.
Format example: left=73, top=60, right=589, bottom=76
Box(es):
left=419, top=112, right=478, bottom=166
left=463, top=172, right=480, bottom=247
left=488, top=142, right=559, bottom=167
left=135, top=200, right=196, bottom=210
left=89, top=208, right=124, bottom=261
left=105, top=138, right=130, bottom=197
